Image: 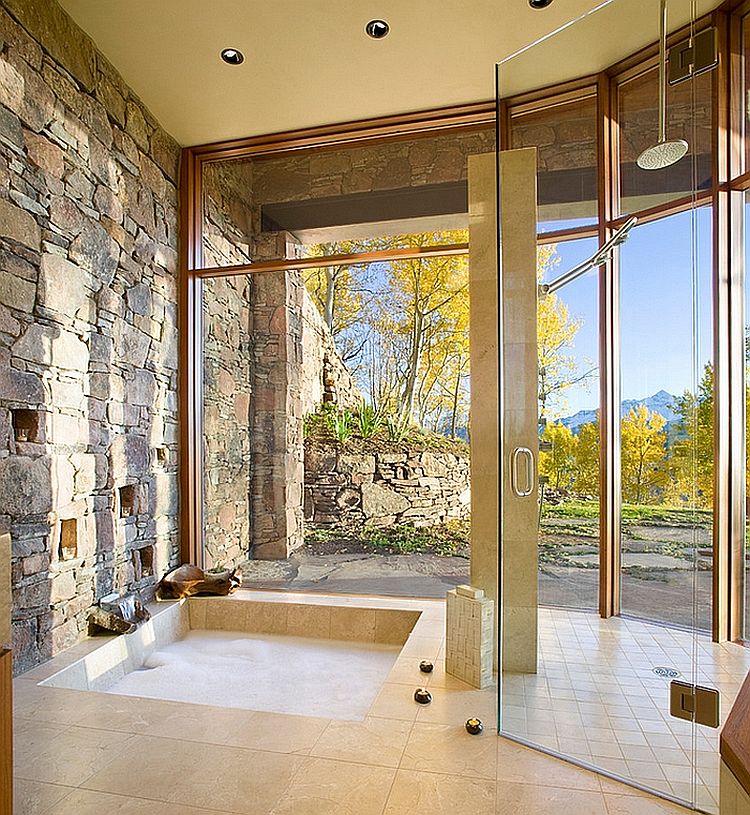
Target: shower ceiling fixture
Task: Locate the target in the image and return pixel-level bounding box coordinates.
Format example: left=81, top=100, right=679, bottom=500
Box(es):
left=636, top=0, right=689, bottom=170
left=539, top=216, right=638, bottom=296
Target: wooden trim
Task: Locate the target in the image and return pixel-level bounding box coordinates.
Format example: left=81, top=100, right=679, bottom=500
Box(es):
left=194, top=243, right=470, bottom=280
left=536, top=225, right=600, bottom=244
left=178, top=147, right=203, bottom=568
left=0, top=649, right=12, bottom=815
left=712, top=8, right=746, bottom=642
left=504, top=82, right=598, bottom=118
left=598, top=72, right=620, bottom=619
left=721, top=669, right=750, bottom=797
left=189, top=101, right=496, bottom=162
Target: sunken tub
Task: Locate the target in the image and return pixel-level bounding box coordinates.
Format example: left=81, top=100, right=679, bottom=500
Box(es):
left=41, top=596, right=421, bottom=721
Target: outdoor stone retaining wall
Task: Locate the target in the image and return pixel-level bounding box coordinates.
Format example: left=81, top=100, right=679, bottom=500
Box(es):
left=0, top=0, right=181, bottom=672
left=304, top=445, right=471, bottom=528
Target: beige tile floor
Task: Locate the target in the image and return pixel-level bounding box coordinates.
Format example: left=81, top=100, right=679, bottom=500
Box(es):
left=12, top=591, right=695, bottom=815
left=502, top=608, right=750, bottom=814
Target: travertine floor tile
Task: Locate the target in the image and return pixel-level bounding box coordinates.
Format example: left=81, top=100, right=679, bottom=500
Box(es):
left=496, top=738, right=600, bottom=790
left=495, top=781, right=609, bottom=815
left=269, top=757, right=395, bottom=815
left=603, top=792, right=693, bottom=814
left=310, top=717, right=412, bottom=767
left=12, top=779, right=74, bottom=815
left=384, top=769, right=496, bottom=815
left=223, top=710, right=329, bottom=755
left=15, top=725, right=135, bottom=787
left=42, top=787, right=229, bottom=815
left=401, top=722, right=497, bottom=779
left=81, top=734, right=301, bottom=814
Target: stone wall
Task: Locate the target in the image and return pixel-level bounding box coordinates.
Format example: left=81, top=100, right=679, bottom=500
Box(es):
left=252, top=127, right=495, bottom=204
left=202, top=275, right=252, bottom=570
left=304, top=445, right=471, bottom=528
left=0, top=0, right=181, bottom=672
left=300, top=287, right=359, bottom=414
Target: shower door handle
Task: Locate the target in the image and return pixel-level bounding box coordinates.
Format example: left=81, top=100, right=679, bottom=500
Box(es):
left=511, top=447, right=535, bottom=498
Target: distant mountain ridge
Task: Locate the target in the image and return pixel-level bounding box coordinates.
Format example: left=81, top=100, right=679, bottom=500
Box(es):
left=558, top=389, right=680, bottom=434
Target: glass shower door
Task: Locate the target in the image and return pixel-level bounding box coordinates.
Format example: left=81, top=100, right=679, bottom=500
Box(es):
left=496, top=0, right=711, bottom=809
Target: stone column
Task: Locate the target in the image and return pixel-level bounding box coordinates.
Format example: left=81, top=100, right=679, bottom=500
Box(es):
left=249, top=260, right=305, bottom=561
left=468, top=150, right=539, bottom=674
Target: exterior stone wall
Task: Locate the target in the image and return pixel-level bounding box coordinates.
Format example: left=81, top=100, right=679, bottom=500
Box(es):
left=252, top=128, right=495, bottom=204
left=304, top=445, right=471, bottom=528
left=0, top=0, right=181, bottom=672
left=203, top=275, right=252, bottom=569
left=300, top=287, right=359, bottom=413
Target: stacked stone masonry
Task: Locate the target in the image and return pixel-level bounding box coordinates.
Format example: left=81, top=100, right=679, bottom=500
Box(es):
left=445, top=585, right=494, bottom=690
left=304, top=445, right=470, bottom=528
left=0, top=0, right=181, bottom=672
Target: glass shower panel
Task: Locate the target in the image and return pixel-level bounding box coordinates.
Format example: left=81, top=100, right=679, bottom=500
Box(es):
left=497, top=0, right=707, bottom=809
left=618, top=68, right=713, bottom=216
left=508, top=95, right=599, bottom=233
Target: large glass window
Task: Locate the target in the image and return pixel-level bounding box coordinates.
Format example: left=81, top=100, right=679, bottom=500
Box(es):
left=537, top=238, right=600, bottom=610
left=618, top=208, right=713, bottom=630
left=618, top=66, right=713, bottom=216
left=509, top=93, right=599, bottom=232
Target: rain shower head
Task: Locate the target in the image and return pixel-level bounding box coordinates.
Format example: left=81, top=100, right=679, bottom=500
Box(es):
left=637, top=139, right=689, bottom=170
left=637, top=0, right=689, bottom=172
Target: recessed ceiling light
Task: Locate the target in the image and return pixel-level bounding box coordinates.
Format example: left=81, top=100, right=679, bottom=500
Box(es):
left=365, top=19, right=390, bottom=39
left=220, top=48, right=245, bottom=65
left=528, top=0, right=553, bottom=7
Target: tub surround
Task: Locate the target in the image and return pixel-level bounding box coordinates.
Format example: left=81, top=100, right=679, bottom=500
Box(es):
left=41, top=596, right=420, bottom=720
left=12, top=591, right=691, bottom=815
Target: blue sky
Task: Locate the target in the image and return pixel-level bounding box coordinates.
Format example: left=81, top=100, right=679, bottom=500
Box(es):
left=541, top=207, right=713, bottom=418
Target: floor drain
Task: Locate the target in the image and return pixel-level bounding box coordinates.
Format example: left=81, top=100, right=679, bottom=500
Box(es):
left=652, top=666, right=681, bottom=678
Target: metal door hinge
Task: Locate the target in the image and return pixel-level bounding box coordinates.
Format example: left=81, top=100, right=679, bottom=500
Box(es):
left=670, top=680, right=720, bottom=728
left=668, top=27, right=719, bottom=85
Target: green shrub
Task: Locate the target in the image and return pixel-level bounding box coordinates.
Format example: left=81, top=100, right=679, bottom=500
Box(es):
left=356, top=403, right=384, bottom=439
left=326, top=408, right=354, bottom=442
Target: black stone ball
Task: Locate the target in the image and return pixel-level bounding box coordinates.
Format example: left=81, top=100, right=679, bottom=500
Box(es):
left=414, top=687, right=432, bottom=705
left=419, top=660, right=434, bottom=674
left=465, top=717, right=483, bottom=735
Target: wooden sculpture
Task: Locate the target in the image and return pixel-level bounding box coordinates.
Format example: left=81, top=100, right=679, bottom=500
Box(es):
left=156, top=564, right=242, bottom=600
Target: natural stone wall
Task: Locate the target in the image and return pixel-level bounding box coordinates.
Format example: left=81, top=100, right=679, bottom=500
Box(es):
left=203, top=275, right=252, bottom=570
left=304, top=445, right=471, bottom=528
left=300, top=287, right=359, bottom=413
left=252, top=127, right=495, bottom=204
left=201, top=126, right=495, bottom=264
left=0, top=0, right=181, bottom=672
left=201, top=226, right=356, bottom=565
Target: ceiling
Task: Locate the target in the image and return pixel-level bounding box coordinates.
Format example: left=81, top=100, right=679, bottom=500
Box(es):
left=57, top=0, right=719, bottom=147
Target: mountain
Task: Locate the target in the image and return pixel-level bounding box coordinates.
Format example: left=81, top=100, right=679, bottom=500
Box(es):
left=558, top=390, right=680, bottom=435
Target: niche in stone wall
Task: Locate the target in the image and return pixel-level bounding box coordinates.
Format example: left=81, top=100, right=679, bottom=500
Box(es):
left=12, top=409, right=44, bottom=444
left=58, top=518, right=78, bottom=561
left=133, top=545, right=154, bottom=579
left=155, top=447, right=169, bottom=466
left=118, top=484, right=137, bottom=518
